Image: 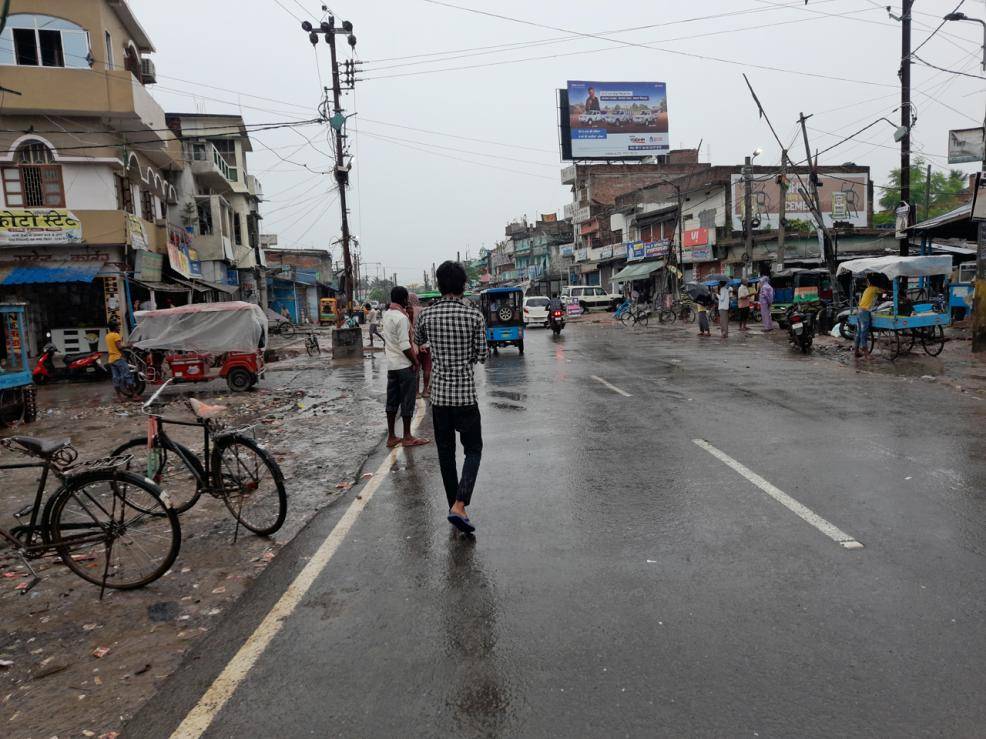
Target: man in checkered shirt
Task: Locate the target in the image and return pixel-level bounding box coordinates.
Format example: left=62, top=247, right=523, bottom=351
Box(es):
left=414, top=261, right=488, bottom=534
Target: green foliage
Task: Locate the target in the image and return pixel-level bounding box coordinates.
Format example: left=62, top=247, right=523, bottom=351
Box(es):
left=785, top=218, right=815, bottom=234
left=367, top=277, right=394, bottom=304
left=877, top=158, right=968, bottom=221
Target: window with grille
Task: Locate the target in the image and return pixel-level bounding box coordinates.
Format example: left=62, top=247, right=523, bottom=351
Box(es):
left=116, top=175, right=133, bottom=214
left=140, top=190, right=154, bottom=221
left=2, top=154, right=65, bottom=208
left=233, top=213, right=242, bottom=245
left=197, top=200, right=213, bottom=235
left=159, top=198, right=168, bottom=220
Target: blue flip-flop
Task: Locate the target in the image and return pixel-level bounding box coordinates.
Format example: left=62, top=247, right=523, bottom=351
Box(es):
left=447, top=512, right=475, bottom=534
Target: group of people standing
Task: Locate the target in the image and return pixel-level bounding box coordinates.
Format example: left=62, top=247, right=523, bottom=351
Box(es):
left=378, top=261, right=489, bottom=535
left=695, top=277, right=776, bottom=338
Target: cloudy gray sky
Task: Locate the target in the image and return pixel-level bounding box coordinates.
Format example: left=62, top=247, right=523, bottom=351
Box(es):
left=131, top=0, right=986, bottom=284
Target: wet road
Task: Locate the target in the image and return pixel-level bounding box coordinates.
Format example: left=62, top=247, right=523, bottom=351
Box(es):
left=130, top=322, right=986, bottom=738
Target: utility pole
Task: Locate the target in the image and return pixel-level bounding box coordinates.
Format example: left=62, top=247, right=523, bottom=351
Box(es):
left=302, top=16, right=358, bottom=314
left=923, top=163, right=931, bottom=220
left=743, top=156, right=753, bottom=277
left=777, top=149, right=788, bottom=271
left=899, top=0, right=913, bottom=257
left=798, top=113, right=840, bottom=296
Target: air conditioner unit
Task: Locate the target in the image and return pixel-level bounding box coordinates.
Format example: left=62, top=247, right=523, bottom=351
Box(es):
left=140, top=58, right=157, bottom=84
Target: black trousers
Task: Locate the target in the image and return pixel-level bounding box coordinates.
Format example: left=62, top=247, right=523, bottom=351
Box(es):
left=432, top=404, right=482, bottom=508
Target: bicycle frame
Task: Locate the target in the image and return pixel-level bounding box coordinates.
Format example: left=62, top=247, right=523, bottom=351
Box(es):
left=148, top=413, right=216, bottom=492
left=0, top=457, right=53, bottom=553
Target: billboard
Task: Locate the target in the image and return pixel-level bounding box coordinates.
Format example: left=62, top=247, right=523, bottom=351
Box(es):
left=948, top=127, right=984, bottom=164
left=729, top=172, right=868, bottom=231
left=565, top=81, right=669, bottom=159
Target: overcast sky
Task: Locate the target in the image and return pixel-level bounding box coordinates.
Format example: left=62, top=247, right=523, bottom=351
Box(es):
left=131, top=0, right=986, bottom=285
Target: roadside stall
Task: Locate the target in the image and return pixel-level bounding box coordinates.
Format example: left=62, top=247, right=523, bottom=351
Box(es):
left=0, top=303, right=37, bottom=424
left=839, top=255, right=952, bottom=360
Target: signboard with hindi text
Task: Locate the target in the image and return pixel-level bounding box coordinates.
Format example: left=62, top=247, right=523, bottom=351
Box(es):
left=0, top=209, right=82, bottom=246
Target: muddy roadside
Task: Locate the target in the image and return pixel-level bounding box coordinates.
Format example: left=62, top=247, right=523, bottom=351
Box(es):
left=0, top=342, right=388, bottom=737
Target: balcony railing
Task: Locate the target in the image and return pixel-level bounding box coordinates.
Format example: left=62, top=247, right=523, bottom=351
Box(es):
left=188, top=142, right=238, bottom=185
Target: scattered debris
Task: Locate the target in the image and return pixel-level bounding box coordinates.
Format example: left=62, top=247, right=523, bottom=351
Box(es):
left=91, top=647, right=110, bottom=659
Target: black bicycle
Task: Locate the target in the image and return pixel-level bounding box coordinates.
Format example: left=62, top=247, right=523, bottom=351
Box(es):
left=305, top=332, right=320, bottom=356
left=0, top=436, right=180, bottom=593
left=111, top=382, right=287, bottom=537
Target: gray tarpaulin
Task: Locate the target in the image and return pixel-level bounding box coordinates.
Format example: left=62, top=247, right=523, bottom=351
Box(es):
left=131, top=301, right=268, bottom=353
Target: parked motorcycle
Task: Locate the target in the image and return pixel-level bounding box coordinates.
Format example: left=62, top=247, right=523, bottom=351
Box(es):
left=548, top=305, right=567, bottom=336
left=32, top=335, right=107, bottom=384
left=786, top=305, right=815, bottom=354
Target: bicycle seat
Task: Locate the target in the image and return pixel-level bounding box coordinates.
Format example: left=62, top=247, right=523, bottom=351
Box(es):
left=7, top=436, right=72, bottom=458
left=189, top=397, right=227, bottom=419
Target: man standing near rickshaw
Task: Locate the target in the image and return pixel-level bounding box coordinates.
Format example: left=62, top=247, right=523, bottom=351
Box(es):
left=383, top=287, right=430, bottom=449
left=415, top=261, right=488, bottom=534
left=104, top=320, right=134, bottom=401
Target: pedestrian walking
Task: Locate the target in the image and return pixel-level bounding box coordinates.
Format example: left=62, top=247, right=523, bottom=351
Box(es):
left=737, top=278, right=751, bottom=332
left=696, top=292, right=712, bottom=337
left=414, top=261, right=488, bottom=534
left=717, top=281, right=731, bottom=338
left=759, top=276, right=775, bottom=331
left=365, top=303, right=384, bottom=347
left=383, top=287, right=430, bottom=449
left=104, top=320, right=134, bottom=402
left=853, top=275, right=881, bottom=359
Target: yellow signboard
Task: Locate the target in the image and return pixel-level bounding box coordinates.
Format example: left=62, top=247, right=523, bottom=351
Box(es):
left=0, top=208, right=82, bottom=246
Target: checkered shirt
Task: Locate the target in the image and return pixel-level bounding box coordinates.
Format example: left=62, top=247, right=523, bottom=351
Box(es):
left=415, top=297, right=488, bottom=406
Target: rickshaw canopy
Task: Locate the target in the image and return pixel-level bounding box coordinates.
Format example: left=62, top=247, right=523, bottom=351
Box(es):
left=131, top=301, right=268, bottom=353
left=837, top=255, right=953, bottom=279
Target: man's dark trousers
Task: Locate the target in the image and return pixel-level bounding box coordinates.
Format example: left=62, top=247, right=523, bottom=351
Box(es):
left=432, top=404, right=482, bottom=508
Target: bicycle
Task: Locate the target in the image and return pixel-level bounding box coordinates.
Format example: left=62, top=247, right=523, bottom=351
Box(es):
left=305, top=332, right=321, bottom=356
left=0, top=436, right=180, bottom=594
left=111, top=381, right=287, bottom=538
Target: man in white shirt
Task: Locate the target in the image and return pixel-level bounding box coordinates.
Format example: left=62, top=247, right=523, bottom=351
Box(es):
left=737, top=278, right=751, bottom=332
left=364, top=303, right=384, bottom=347
left=382, top=287, right=429, bottom=448
left=717, top=281, right=732, bottom=338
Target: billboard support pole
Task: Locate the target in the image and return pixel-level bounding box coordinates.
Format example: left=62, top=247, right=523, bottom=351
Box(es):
left=743, top=156, right=753, bottom=278
left=777, top=150, right=787, bottom=272
left=798, top=112, right=841, bottom=300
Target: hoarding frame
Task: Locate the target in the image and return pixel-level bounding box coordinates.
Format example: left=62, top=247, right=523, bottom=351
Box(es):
left=558, top=83, right=669, bottom=162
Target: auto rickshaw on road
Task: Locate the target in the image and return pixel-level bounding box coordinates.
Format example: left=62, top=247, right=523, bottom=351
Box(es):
left=0, top=304, right=37, bottom=424
left=319, top=297, right=338, bottom=326
left=125, top=302, right=268, bottom=394
left=481, top=287, right=525, bottom=354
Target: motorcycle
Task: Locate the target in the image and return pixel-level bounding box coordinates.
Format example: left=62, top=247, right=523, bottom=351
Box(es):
left=32, top=335, right=108, bottom=384
left=548, top=306, right=567, bottom=336
left=786, top=305, right=815, bottom=354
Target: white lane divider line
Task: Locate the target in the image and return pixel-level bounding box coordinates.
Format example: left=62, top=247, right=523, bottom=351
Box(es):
left=171, top=401, right=427, bottom=739
left=591, top=374, right=632, bottom=397
left=693, top=439, right=864, bottom=550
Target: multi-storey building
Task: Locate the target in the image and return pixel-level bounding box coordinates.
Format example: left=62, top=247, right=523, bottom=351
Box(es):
left=0, top=0, right=182, bottom=352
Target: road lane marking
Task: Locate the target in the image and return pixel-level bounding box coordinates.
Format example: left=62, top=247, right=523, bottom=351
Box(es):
left=591, top=375, right=632, bottom=397
left=692, top=439, right=863, bottom=550
left=171, top=401, right=427, bottom=739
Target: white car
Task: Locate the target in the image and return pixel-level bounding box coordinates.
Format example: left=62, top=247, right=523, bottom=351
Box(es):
left=578, top=111, right=605, bottom=125
left=523, top=296, right=551, bottom=326
left=561, top=286, right=621, bottom=312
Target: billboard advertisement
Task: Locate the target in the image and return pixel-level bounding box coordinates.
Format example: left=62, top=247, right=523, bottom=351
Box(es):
left=729, top=172, right=868, bottom=231
left=566, top=81, right=669, bottom=159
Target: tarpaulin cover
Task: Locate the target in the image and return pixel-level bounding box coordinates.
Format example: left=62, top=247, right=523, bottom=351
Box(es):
left=837, top=255, right=953, bottom=279
left=0, top=261, right=104, bottom=284
left=612, top=261, right=664, bottom=283
left=131, top=301, right=268, bottom=353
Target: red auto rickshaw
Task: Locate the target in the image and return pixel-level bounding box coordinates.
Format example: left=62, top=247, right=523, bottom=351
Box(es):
left=125, top=302, right=267, bottom=394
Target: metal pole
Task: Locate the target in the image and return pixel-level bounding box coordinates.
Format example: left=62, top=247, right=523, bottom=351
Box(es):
left=777, top=149, right=787, bottom=271
left=974, top=113, right=986, bottom=352
left=744, top=156, right=753, bottom=277
left=900, top=0, right=912, bottom=258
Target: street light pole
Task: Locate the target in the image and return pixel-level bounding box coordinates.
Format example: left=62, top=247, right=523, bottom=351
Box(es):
left=900, top=0, right=913, bottom=258
left=744, top=156, right=753, bottom=277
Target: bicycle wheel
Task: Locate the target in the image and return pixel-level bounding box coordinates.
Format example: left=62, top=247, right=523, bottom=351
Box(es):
left=211, top=435, right=286, bottom=536
left=618, top=309, right=633, bottom=327
left=112, top=437, right=204, bottom=514
left=658, top=308, right=676, bottom=324
left=306, top=338, right=318, bottom=357
left=680, top=305, right=696, bottom=323
left=635, top=310, right=650, bottom=328
left=920, top=325, right=945, bottom=356
left=876, top=330, right=902, bottom=360
left=44, top=470, right=180, bottom=590
left=900, top=329, right=916, bottom=355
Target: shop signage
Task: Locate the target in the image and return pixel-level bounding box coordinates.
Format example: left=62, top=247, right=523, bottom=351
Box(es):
left=189, top=248, right=202, bottom=278
left=167, top=226, right=195, bottom=278
left=683, top=245, right=714, bottom=263
left=259, top=233, right=278, bottom=247
left=572, top=205, right=591, bottom=224
left=0, top=208, right=82, bottom=246
left=683, top=227, right=711, bottom=248
left=574, top=248, right=588, bottom=262
left=626, top=241, right=647, bottom=261
left=134, top=250, right=164, bottom=282
left=102, top=276, right=124, bottom=333
left=559, top=244, right=575, bottom=257
left=126, top=213, right=149, bottom=251
left=599, top=245, right=613, bottom=259
left=948, top=127, right=984, bottom=164
left=579, top=220, right=598, bottom=236
left=646, top=240, right=670, bottom=258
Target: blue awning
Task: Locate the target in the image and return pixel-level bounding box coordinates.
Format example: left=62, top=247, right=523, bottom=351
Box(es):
left=0, top=262, right=105, bottom=285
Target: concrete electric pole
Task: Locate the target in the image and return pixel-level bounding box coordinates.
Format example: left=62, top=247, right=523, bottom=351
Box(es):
left=777, top=149, right=788, bottom=271
left=743, top=156, right=754, bottom=277
left=899, top=0, right=913, bottom=258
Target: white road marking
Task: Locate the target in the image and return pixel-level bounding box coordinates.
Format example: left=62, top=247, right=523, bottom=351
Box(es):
left=171, top=401, right=427, bottom=739
left=590, top=375, right=632, bottom=397
left=692, top=439, right=863, bottom=550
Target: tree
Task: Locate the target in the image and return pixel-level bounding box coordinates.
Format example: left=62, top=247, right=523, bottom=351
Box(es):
left=367, top=276, right=394, bottom=304
left=876, top=158, right=968, bottom=224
